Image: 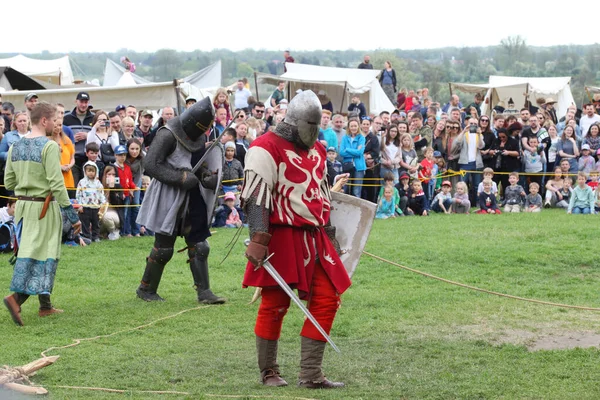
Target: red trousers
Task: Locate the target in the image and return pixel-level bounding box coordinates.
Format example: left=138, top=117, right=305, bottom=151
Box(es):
left=255, top=262, right=341, bottom=342
left=475, top=209, right=502, bottom=214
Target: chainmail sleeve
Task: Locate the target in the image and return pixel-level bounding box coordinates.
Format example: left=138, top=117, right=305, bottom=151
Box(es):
left=143, top=127, right=184, bottom=187
left=240, top=144, right=278, bottom=240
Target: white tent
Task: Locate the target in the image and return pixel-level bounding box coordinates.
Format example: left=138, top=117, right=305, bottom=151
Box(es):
left=103, top=59, right=222, bottom=90
left=256, top=63, right=394, bottom=115
left=451, top=75, right=575, bottom=119
left=0, top=55, right=74, bottom=86
left=0, top=81, right=199, bottom=112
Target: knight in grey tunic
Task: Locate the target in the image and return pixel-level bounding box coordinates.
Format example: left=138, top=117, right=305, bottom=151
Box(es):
left=136, top=97, right=226, bottom=304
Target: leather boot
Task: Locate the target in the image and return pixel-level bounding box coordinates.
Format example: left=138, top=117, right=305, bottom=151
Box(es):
left=3, top=293, right=23, bottom=326
left=188, top=242, right=226, bottom=304
left=257, top=336, right=288, bottom=386
left=298, top=336, right=344, bottom=389
left=38, top=294, right=63, bottom=317
left=136, top=247, right=172, bottom=302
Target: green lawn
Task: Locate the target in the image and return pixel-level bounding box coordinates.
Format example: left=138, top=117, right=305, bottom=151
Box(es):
left=2, top=210, right=600, bottom=399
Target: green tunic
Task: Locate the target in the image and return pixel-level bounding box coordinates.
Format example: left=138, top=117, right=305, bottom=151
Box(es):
left=5, top=137, right=78, bottom=295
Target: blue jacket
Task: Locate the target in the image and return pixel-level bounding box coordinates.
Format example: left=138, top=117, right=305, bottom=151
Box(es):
left=340, top=134, right=366, bottom=172
left=320, top=128, right=338, bottom=151
left=0, top=130, right=23, bottom=162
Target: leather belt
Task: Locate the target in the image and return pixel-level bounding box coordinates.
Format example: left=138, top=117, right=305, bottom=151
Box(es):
left=16, top=195, right=54, bottom=202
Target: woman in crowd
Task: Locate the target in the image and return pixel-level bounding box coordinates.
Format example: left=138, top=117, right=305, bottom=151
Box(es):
left=0, top=112, right=30, bottom=161
left=379, top=61, right=397, bottom=104
left=379, top=124, right=401, bottom=183
left=112, top=116, right=137, bottom=149
left=100, top=165, right=125, bottom=240
left=557, top=125, right=580, bottom=174
left=583, top=123, right=600, bottom=160
left=425, top=114, right=437, bottom=130
left=86, top=111, right=118, bottom=164
left=234, top=121, right=250, bottom=167
left=397, top=88, right=407, bottom=111
left=545, top=123, right=560, bottom=173
left=51, top=114, right=75, bottom=192
left=479, top=115, right=496, bottom=169
left=431, top=119, right=447, bottom=158
left=544, top=166, right=565, bottom=207
left=397, top=121, right=409, bottom=135
left=340, top=119, right=366, bottom=198
left=490, top=128, right=521, bottom=197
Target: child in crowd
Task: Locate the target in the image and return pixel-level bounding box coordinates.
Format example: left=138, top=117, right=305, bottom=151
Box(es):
left=395, top=171, right=412, bottom=215
left=452, top=181, right=471, bottom=214
left=100, top=165, right=125, bottom=240
left=221, top=141, right=244, bottom=203
left=477, top=167, right=498, bottom=196
left=587, top=170, right=599, bottom=191
left=477, top=179, right=502, bottom=214
left=62, top=200, right=89, bottom=247
left=522, top=137, right=546, bottom=191
left=126, top=138, right=144, bottom=237
left=326, top=146, right=343, bottom=187
left=85, top=142, right=105, bottom=180
left=578, top=144, right=595, bottom=176
left=431, top=180, right=453, bottom=214
left=213, top=192, right=245, bottom=227
left=113, top=145, right=137, bottom=237
left=376, top=187, right=401, bottom=219
left=568, top=172, right=595, bottom=214
left=407, top=180, right=429, bottom=216
left=556, top=178, right=572, bottom=209
left=76, top=161, right=107, bottom=242
left=419, top=147, right=434, bottom=200
left=0, top=198, right=16, bottom=223
left=524, top=182, right=543, bottom=212
left=503, top=172, right=526, bottom=213
left=544, top=166, right=564, bottom=208
left=378, top=172, right=401, bottom=211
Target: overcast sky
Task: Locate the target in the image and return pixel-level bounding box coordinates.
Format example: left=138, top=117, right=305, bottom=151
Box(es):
left=7, top=1, right=598, bottom=54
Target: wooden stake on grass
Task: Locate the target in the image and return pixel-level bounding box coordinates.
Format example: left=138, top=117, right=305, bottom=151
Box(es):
left=0, top=356, right=59, bottom=395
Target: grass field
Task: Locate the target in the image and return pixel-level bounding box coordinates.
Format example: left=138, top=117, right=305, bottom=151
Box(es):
left=2, top=209, right=600, bottom=399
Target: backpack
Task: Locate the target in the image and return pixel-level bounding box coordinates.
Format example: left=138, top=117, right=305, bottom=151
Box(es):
left=0, top=220, right=15, bottom=253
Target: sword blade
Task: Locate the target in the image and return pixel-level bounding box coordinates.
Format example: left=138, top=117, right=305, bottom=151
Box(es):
left=262, top=259, right=340, bottom=353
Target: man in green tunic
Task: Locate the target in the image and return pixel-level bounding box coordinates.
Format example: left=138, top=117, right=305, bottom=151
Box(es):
left=3, top=102, right=81, bottom=326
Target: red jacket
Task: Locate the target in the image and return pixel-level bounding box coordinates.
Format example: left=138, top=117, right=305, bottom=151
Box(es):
left=115, top=162, right=136, bottom=197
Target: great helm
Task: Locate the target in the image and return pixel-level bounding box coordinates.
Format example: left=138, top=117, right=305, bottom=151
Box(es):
left=283, top=90, right=322, bottom=148
left=180, top=96, right=214, bottom=142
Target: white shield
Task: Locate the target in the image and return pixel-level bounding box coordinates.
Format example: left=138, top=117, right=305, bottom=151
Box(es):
left=329, top=192, right=376, bottom=278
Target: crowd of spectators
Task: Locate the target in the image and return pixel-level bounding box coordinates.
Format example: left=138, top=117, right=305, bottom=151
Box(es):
left=1, top=53, right=599, bottom=246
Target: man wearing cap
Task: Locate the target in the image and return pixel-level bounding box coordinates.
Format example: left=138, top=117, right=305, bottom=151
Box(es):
left=136, top=97, right=226, bottom=305
left=24, top=93, right=38, bottom=113
left=63, top=92, right=95, bottom=128
left=186, top=97, right=196, bottom=109
left=116, top=104, right=127, bottom=119
left=136, top=110, right=154, bottom=148
left=242, top=90, right=348, bottom=389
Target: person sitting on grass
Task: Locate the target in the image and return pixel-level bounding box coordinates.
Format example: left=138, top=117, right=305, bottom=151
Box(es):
left=407, top=179, right=429, bottom=216
left=378, top=172, right=401, bottom=215
left=213, top=192, right=245, bottom=228
left=502, top=172, right=526, bottom=213
left=476, top=179, right=502, bottom=214
left=376, top=187, right=400, bottom=219
left=544, top=166, right=564, bottom=208
left=556, top=178, right=572, bottom=210
left=451, top=181, right=470, bottom=214
left=477, top=167, right=498, bottom=196
left=568, top=172, right=595, bottom=214
left=524, top=182, right=543, bottom=213
left=431, top=180, right=453, bottom=214
left=395, top=171, right=412, bottom=215
left=587, top=170, right=600, bottom=191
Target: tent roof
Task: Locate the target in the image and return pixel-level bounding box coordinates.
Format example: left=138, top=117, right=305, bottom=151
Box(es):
left=0, top=66, right=47, bottom=91
left=183, top=60, right=222, bottom=89
left=0, top=55, right=74, bottom=85
left=488, top=75, right=571, bottom=92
